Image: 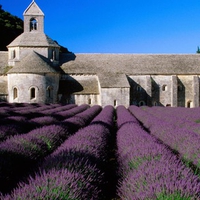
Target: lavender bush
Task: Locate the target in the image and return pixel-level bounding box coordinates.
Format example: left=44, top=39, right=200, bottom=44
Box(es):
left=39, top=104, right=78, bottom=116
left=29, top=116, right=58, bottom=126
left=129, top=105, right=200, bottom=171
left=63, top=105, right=102, bottom=128
left=3, top=167, right=104, bottom=200
left=0, top=116, right=37, bottom=140
left=1, top=103, right=200, bottom=199
left=54, top=104, right=88, bottom=120
left=116, top=106, right=200, bottom=199
left=5, top=116, right=27, bottom=122
left=11, top=104, right=76, bottom=119
left=0, top=107, right=11, bottom=119
left=4, top=106, right=114, bottom=199
left=0, top=124, right=25, bottom=142
left=91, top=105, right=114, bottom=128
left=116, top=105, right=139, bottom=129
left=0, top=124, right=70, bottom=193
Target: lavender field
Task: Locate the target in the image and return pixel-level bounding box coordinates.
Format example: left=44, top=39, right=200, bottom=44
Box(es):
left=0, top=102, right=199, bottom=200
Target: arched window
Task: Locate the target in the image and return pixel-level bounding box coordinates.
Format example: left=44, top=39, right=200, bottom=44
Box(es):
left=162, top=85, right=167, bottom=91
left=47, top=86, right=53, bottom=98
left=30, top=18, right=38, bottom=31
left=13, top=87, right=18, bottom=99
left=139, top=101, right=146, bottom=106
left=187, top=101, right=192, bottom=108
left=30, top=88, right=36, bottom=99
left=136, top=85, right=142, bottom=92
left=88, top=98, right=92, bottom=105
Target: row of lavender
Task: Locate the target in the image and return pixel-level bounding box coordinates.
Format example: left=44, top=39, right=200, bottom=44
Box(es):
left=0, top=103, right=200, bottom=199
left=0, top=103, right=92, bottom=142
left=0, top=104, right=102, bottom=194
left=143, top=106, right=200, bottom=128
left=2, top=106, right=115, bottom=199
left=116, top=106, right=200, bottom=199
left=140, top=106, right=200, bottom=136
left=129, top=106, right=200, bottom=171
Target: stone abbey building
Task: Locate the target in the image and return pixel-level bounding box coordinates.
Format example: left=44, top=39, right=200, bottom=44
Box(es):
left=0, top=0, right=200, bottom=107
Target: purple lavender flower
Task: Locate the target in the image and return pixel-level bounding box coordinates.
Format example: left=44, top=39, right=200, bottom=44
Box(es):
left=116, top=107, right=200, bottom=199
left=4, top=168, right=104, bottom=200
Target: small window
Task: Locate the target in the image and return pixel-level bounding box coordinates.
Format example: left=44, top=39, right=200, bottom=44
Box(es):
left=88, top=98, right=92, bottom=105
left=12, top=50, right=16, bottom=59
left=136, top=85, right=142, bottom=92
left=30, top=88, right=36, bottom=99
left=114, top=100, right=117, bottom=107
left=48, top=88, right=51, bottom=98
left=47, top=87, right=51, bottom=98
left=187, top=101, right=192, bottom=108
left=162, top=85, right=167, bottom=91
left=13, top=87, right=18, bottom=99
left=52, top=50, right=56, bottom=61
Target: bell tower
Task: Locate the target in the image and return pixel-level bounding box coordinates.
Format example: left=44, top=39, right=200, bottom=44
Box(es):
left=7, top=0, right=60, bottom=66
left=23, top=0, right=44, bottom=33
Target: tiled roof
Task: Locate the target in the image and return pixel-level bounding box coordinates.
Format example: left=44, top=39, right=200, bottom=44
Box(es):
left=0, top=76, right=8, bottom=94
left=2, top=51, right=200, bottom=92
left=0, top=52, right=10, bottom=75
left=60, top=53, right=200, bottom=75
left=59, top=75, right=99, bottom=94
left=98, top=72, right=130, bottom=88
left=7, top=32, right=59, bottom=48
left=7, top=51, right=59, bottom=74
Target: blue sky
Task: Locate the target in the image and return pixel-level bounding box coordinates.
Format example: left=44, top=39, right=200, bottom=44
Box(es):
left=1, top=0, right=200, bottom=53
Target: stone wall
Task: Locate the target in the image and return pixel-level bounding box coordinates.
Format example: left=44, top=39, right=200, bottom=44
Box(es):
left=45, top=73, right=60, bottom=104
left=151, top=75, right=173, bottom=106
left=20, top=47, right=48, bottom=59
left=2, top=72, right=200, bottom=107
left=7, top=73, right=59, bottom=103
left=100, top=88, right=130, bottom=107
left=128, top=75, right=152, bottom=106
left=177, top=75, right=196, bottom=107
left=0, top=76, right=8, bottom=102
left=74, top=94, right=100, bottom=106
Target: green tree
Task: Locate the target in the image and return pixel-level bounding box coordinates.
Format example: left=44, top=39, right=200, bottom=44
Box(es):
left=0, top=5, right=23, bottom=51
left=196, top=46, right=200, bottom=54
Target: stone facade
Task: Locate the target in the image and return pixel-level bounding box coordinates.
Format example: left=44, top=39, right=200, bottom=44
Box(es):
left=8, top=73, right=59, bottom=104
left=0, top=1, right=200, bottom=107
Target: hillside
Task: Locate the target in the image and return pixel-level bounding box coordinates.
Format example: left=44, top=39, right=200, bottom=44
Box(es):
left=0, top=5, right=23, bottom=51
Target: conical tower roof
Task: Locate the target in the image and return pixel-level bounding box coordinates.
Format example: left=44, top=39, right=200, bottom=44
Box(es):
left=7, top=51, right=58, bottom=74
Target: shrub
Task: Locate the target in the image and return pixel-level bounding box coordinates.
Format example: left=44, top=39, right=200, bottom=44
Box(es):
left=116, top=107, right=200, bottom=199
